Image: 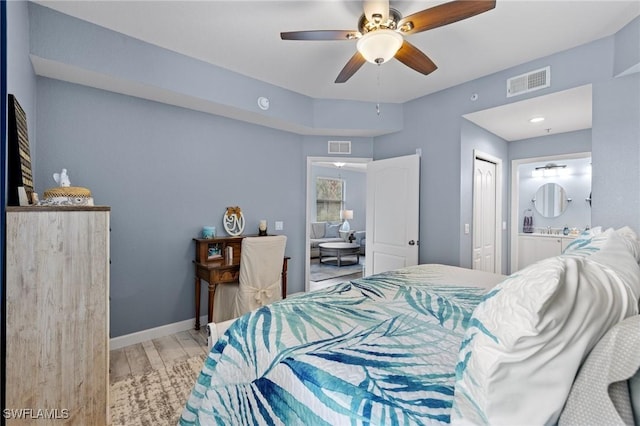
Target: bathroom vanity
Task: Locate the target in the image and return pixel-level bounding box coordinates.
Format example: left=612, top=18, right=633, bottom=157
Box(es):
left=517, top=233, right=577, bottom=271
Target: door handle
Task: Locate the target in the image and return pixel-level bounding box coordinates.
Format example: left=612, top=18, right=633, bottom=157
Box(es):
left=408, top=240, right=416, bottom=246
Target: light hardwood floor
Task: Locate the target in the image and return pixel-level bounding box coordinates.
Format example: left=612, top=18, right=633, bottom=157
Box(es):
left=109, top=327, right=208, bottom=384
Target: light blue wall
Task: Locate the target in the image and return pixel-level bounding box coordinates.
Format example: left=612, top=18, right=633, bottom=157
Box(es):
left=510, top=129, right=592, bottom=235
left=614, top=16, right=640, bottom=76
left=376, top=32, right=639, bottom=269
left=5, top=2, right=639, bottom=337
left=459, top=120, right=508, bottom=272
left=518, top=157, right=592, bottom=231
left=509, top=129, right=592, bottom=161
left=6, top=1, right=36, bottom=160
left=28, top=3, right=403, bottom=137
left=591, top=74, right=640, bottom=229
left=34, top=78, right=312, bottom=336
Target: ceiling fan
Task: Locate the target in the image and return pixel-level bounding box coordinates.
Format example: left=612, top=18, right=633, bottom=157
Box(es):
left=281, top=0, right=496, bottom=83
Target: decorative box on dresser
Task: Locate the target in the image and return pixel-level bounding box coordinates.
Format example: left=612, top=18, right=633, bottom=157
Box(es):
left=5, top=206, right=111, bottom=424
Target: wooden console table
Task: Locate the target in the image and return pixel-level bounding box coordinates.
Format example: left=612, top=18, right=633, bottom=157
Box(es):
left=193, top=235, right=289, bottom=329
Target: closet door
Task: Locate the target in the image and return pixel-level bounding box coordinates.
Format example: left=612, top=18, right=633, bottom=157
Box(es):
left=473, top=157, right=497, bottom=273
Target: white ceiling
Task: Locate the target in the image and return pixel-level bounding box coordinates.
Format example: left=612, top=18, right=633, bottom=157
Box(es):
left=35, top=0, right=639, bottom=140
left=464, top=84, right=592, bottom=141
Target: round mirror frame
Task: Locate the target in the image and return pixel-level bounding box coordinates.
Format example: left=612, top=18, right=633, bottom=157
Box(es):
left=533, top=183, right=570, bottom=218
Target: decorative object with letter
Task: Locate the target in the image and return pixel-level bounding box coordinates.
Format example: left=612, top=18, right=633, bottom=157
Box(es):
left=223, top=206, right=245, bottom=236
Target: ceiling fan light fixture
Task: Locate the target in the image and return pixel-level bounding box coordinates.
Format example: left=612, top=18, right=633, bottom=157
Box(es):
left=356, top=29, right=403, bottom=64
left=363, top=0, right=389, bottom=23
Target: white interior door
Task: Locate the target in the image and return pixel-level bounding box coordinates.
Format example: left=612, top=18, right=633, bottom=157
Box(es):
left=472, top=156, right=497, bottom=272
left=365, top=154, right=420, bottom=276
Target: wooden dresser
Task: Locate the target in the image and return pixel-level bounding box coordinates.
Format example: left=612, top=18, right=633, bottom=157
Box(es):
left=5, top=206, right=111, bottom=424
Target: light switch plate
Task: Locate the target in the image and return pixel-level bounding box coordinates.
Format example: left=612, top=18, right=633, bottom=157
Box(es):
left=275, top=221, right=283, bottom=231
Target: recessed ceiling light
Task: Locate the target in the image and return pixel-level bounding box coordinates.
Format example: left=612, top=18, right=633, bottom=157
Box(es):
left=529, top=116, right=545, bottom=123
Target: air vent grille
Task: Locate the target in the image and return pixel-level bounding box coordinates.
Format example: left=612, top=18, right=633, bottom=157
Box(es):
left=328, top=140, right=351, bottom=154
left=507, top=66, right=550, bottom=97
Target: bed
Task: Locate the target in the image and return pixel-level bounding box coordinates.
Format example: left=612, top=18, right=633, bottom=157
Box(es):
left=180, top=227, right=640, bottom=426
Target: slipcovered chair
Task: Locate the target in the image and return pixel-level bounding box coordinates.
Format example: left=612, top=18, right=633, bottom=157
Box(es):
left=213, top=235, right=287, bottom=322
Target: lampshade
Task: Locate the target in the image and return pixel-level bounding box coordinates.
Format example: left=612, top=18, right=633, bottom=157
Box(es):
left=356, top=29, right=403, bottom=64
left=340, top=210, right=354, bottom=220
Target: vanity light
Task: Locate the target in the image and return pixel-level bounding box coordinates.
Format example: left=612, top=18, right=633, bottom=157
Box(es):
left=529, top=116, right=545, bottom=123
left=532, top=163, right=567, bottom=178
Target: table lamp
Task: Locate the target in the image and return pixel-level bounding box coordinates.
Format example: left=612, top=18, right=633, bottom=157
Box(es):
left=340, top=210, right=353, bottom=232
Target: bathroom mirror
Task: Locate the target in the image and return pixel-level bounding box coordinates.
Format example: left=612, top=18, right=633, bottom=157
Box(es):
left=533, top=183, right=570, bottom=218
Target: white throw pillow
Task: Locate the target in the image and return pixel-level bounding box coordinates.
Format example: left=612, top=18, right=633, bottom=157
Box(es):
left=451, top=252, right=640, bottom=425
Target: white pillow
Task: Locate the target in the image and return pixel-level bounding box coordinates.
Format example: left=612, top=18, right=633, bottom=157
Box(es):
left=563, top=226, right=640, bottom=265
left=562, top=226, right=609, bottom=256
left=564, top=227, right=640, bottom=300
left=451, top=253, right=640, bottom=425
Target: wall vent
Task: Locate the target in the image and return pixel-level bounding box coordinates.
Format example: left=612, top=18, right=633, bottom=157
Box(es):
left=506, top=66, right=550, bottom=97
left=328, top=140, right=351, bottom=154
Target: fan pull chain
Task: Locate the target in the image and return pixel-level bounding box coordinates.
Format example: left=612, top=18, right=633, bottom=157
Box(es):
left=376, top=64, right=381, bottom=116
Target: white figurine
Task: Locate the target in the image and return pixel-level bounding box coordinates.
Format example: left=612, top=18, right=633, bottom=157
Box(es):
left=53, top=169, right=71, bottom=187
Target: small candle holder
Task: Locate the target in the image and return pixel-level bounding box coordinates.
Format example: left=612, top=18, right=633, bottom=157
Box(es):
left=258, top=220, right=268, bottom=236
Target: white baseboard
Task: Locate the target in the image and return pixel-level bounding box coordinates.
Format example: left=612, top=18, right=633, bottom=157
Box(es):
left=110, top=315, right=208, bottom=350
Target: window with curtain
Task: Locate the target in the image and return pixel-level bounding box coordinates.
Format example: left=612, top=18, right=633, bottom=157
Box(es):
left=316, top=177, right=343, bottom=221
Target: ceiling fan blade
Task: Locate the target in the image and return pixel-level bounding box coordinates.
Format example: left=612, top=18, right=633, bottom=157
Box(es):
left=280, top=30, right=360, bottom=41
left=398, top=0, right=496, bottom=35
left=395, top=40, right=438, bottom=76
left=335, top=51, right=367, bottom=83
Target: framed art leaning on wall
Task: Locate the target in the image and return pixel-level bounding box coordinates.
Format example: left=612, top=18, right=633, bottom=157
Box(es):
left=7, top=94, right=34, bottom=206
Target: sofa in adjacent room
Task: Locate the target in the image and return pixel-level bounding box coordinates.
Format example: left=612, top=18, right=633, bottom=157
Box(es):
left=310, top=222, right=366, bottom=258
left=310, top=221, right=345, bottom=258
left=352, top=231, right=366, bottom=255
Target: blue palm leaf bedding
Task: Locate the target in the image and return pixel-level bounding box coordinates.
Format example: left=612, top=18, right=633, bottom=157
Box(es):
left=180, top=264, right=505, bottom=425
